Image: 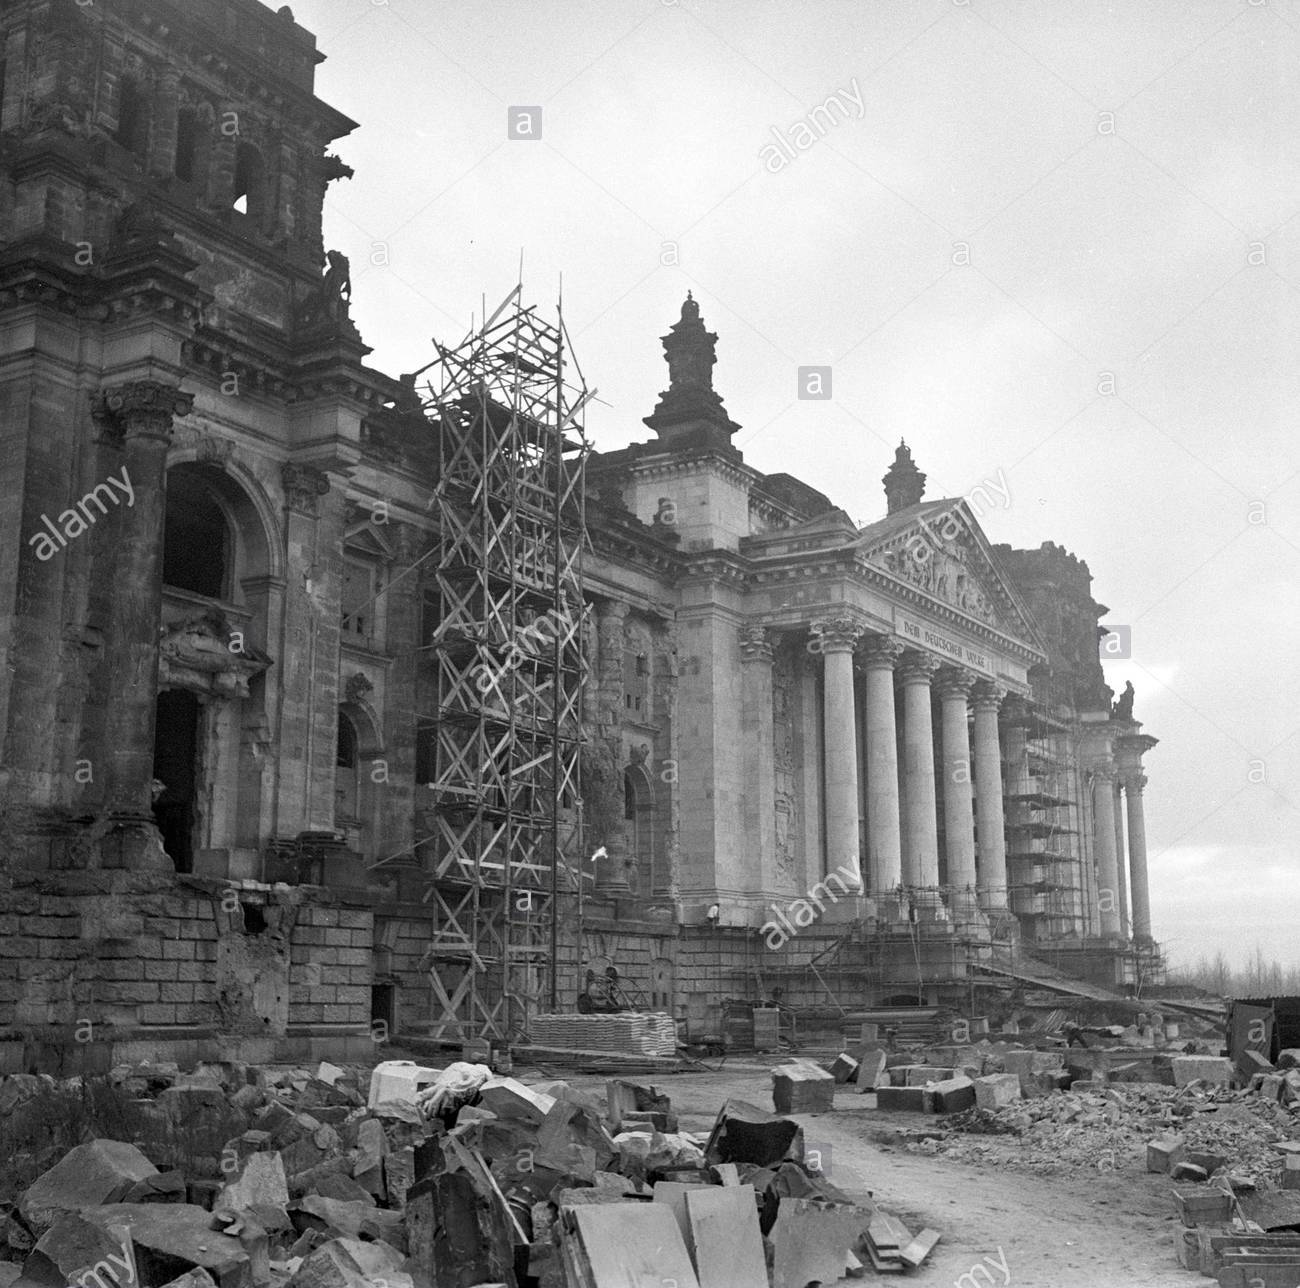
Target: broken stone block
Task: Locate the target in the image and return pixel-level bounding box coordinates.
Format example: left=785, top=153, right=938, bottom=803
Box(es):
left=1185, top=1150, right=1228, bottom=1175
left=771, top=1061, right=835, bottom=1114
left=1170, top=1056, right=1235, bottom=1088
left=1278, top=1050, right=1300, bottom=1069
left=973, top=1074, right=1021, bottom=1110
left=704, top=1099, right=804, bottom=1168
left=902, top=1065, right=956, bottom=1087
left=79, top=1204, right=249, bottom=1286
left=286, top=1236, right=412, bottom=1288
left=406, top=1170, right=515, bottom=1288
left=157, top=1271, right=218, bottom=1288
left=926, top=1076, right=976, bottom=1115
left=311, top=1174, right=375, bottom=1205
left=1283, top=1157, right=1300, bottom=1191
left=1170, top=1162, right=1209, bottom=1183
left=350, top=1119, right=386, bottom=1198
left=605, top=1080, right=674, bottom=1133
left=829, top=1053, right=860, bottom=1084
left=855, top=1047, right=888, bottom=1092
left=875, top=1086, right=927, bottom=1113
left=19, top=1140, right=159, bottom=1234
left=476, top=1076, right=555, bottom=1124
left=293, top=1195, right=405, bottom=1248
left=1147, top=1137, right=1186, bottom=1173
left=769, top=1196, right=871, bottom=1288
left=123, top=1171, right=188, bottom=1204
left=21, top=1213, right=136, bottom=1288
left=1238, top=1049, right=1274, bottom=1080
left=535, top=1099, right=617, bottom=1180
left=217, top=1152, right=289, bottom=1211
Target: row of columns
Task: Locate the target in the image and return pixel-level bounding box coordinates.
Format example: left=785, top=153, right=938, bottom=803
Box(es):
left=814, top=620, right=1008, bottom=916
left=1091, top=761, right=1153, bottom=942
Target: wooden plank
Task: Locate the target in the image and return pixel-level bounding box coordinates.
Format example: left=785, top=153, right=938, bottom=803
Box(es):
left=568, top=1203, right=701, bottom=1288
left=686, top=1184, right=766, bottom=1288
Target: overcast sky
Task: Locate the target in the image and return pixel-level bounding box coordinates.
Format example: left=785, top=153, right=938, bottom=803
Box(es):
left=293, top=0, right=1300, bottom=973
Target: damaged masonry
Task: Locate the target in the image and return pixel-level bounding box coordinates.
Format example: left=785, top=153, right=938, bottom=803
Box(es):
left=0, top=0, right=1273, bottom=1284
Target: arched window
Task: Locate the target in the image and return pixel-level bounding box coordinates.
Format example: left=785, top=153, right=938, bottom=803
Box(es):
left=163, top=469, right=231, bottom=599
left=174, top=107, right=199, bottom=182
left=117, top=77, right=147, bottom=154
left=232, top=142, right=265, bottom=221
left=624, top=765, right=655, bottom=889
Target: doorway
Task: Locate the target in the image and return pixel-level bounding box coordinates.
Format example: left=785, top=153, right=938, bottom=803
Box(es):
left=152, top=689, right=200, bottom=872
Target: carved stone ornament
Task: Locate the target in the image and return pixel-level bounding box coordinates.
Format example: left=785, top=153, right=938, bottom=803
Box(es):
left=159, top=609, right=271, bottom=699
left=345, top=671, right=374, bottom=703
left=92, top=381, right=194, bottom=444
left=281, top=462, right=331, bottom=514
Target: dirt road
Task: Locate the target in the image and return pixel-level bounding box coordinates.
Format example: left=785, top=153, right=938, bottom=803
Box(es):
left=549, top=1062, right=1192, bottom=1288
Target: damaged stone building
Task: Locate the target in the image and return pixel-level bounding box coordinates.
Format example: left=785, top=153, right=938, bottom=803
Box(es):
left=0, top=0, right=1163, bottom=1072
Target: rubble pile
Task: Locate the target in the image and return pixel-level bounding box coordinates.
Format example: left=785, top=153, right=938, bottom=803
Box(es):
left=913, top=1070, right=1299, bottom=1186
left=0, top=1058, right=938, bottom=1287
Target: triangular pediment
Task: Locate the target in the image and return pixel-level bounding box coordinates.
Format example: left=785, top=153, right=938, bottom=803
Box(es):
left=854, top=500, right=1043, bottom=647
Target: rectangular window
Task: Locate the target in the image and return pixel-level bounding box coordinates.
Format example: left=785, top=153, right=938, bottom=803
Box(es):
left=341, top=558, right=376, bottom=639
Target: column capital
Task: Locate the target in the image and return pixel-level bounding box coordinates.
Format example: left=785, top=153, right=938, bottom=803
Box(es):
left=897, top=649, right=939, bottom=685
left=933, top=666, right=976, bottom=702
left=970, top=680, right=1006, bottom=713
left=1089, top=762, right=1118, bottom=784
left=93, top=381, right=194, bottom=445
left=739, top=624, right=773, bottom=663
left=281, top=461, right=332, bottom=515
left=857, top=634, right=904, bottom=671
left=811, top=616, right=865, bottom=654
left=1123, top=771, right=1148, bottom=794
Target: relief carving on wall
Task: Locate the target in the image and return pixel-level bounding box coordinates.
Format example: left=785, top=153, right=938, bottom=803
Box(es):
left=872, top=521, right=1001, bottom=627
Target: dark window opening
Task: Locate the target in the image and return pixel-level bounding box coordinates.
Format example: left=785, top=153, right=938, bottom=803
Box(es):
left=117, top=77, right=146, bottom=154
left=336, top=710, right=359, bottom=823
left=241, top=902, right=267, bottom=935
left=152, top=689, right=200, bottom=874
left=174, top=107, right=198, bottom=182
left=163, top=471, right=230, bottom=598
left=341, top=558, right=377, bottom=638
left=232, top=141, right=265, bottom=220
left=415, top=719, right=436, bottom=785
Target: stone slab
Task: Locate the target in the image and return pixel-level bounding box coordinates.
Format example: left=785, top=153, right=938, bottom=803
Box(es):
left=686, top=1184, right=766, bottom=1288
left=567, top=1202, right=700, bottom=1288
left=1172, top=1056, right=1235, bottom=1088
left=20, top=1140, right=159, bottom=1234
left=769, top=1196, right=869, bottom=1288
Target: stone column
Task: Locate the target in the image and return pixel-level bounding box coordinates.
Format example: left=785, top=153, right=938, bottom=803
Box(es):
left=898, top=651, right=940, bottom=891
left=859, top=636, right=903, bottom=907
left=593, top=599, right=630, bottom=893
left=150, top=70, right=181, bottom=178
left=97, top=381, right=194, bottom=864
left=1124, top=772, right=1153, bottom=942
left=936, top=668, right=978, bottom=917
left=1112, top=777, right=1130, bottom=938
left=816, top=618, right=863, bottom=879
left=1091, top=765, right=1122, bottom=937
left=971, top=682, right=1009, bottom=912
left=740, top=625, right=777, bottom=891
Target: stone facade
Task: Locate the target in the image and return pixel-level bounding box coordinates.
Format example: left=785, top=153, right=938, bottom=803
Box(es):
left=0, top=0, right=1163, bottom=1068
